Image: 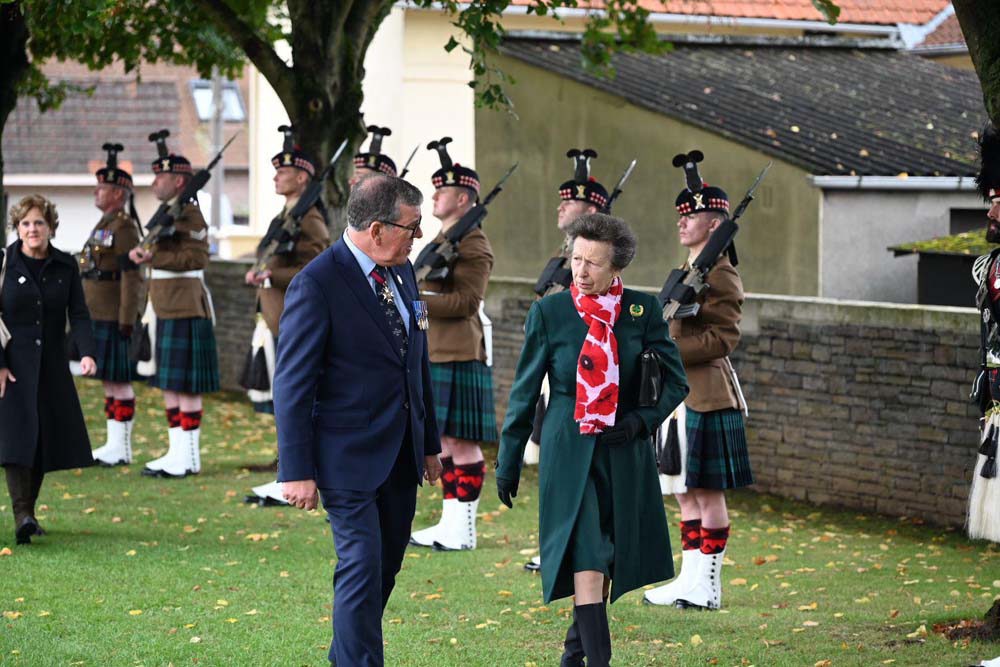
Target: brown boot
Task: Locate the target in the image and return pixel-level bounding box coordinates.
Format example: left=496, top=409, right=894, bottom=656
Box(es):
left=5, top=465, right=40, bottom=545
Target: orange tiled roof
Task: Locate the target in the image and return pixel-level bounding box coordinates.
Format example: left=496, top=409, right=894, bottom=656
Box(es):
left=920, top=12, right=965, bottom=46
left=508, top=0, right=950, bottom=26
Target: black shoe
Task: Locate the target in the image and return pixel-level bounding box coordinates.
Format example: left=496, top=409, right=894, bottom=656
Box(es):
left=15, top=517, right=39, bottom=545
left=243, top=494, right=288, bottom=507
left=141, top=466, right=161, bottom=477
left=524, top=557, right=541, bottom=572
left=673, top=598, right=712, bottom=611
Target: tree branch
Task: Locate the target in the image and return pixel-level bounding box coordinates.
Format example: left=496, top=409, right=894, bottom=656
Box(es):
left=195, top=0, right=294, bottom=106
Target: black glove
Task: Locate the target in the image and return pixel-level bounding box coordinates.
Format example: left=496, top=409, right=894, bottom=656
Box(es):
left=597, top=413, right=647, bottom=447
left=119, top=323, right=134, bottom=339
left=497, top=476, right=519, bottom=509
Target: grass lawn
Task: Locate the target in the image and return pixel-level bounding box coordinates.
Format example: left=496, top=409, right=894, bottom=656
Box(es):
left=2, top=381, right=1000, bottom=666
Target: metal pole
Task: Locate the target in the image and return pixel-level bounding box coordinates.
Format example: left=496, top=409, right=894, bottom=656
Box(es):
left=210, top=67, right=224, bottom=252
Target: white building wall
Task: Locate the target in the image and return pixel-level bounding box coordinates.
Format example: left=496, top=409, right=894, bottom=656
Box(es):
left=820, top=189, right=983, bottom=303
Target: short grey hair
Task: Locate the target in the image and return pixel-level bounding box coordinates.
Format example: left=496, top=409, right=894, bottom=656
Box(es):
left=347, top=174, right=423, bottom=231
left=565, top=213, right=637, bottom=270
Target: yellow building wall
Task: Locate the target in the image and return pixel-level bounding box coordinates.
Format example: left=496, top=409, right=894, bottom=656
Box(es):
left=474, top=55, right=820, bottom=295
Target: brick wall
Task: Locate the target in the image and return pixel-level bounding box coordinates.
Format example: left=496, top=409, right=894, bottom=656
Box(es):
left=205, top=259, right=257, bottom=391
left=485, top=278, right=981, bottom=528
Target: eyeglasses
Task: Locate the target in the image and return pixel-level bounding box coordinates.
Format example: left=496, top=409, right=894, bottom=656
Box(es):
left=380, top=220, right=422, bottom=238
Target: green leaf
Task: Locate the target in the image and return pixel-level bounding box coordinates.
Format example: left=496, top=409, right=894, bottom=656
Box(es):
left=811, top=0, right=841, bottom=25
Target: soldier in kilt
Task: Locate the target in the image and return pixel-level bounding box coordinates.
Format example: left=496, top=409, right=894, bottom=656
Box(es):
left=243, top=127, right=330, bottom=506
left=129, top=130, right=219, bottom=479
left=410, top=140, right=497, bottom=551
left=350, top=124, right=398, bottom=188
left=84, top=143, right=145, bottom=466
left=644, top=153, right=753, bottom=610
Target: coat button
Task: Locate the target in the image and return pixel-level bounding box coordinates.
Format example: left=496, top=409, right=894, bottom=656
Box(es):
left=403, top=401, right=410, bottom=410
left=35, top=339, right=41, bottom=346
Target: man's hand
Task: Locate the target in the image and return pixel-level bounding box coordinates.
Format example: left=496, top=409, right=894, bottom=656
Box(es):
left=119, top=323, right=134, bottom=339
left=0, top=368, right=16, bottom=398
left=424, top=455, right=442, bottom=484
left=79, top=356, right=97, bottom=376
left=497, top=477, right=519, bottom=509
left=245, top=269, right=271, bottom=286
left=282, top=480, right=319, bottom=510
left=129, top=247, right=153, bottom=265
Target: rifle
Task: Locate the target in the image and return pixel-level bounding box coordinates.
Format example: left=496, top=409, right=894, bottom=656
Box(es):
left=658, top=161, right=771, bottom=321
left=605, top=159, right=637, bottom=212
left=533, top=158, right=637, bottom=297
left=139, top=133, right=239, bottom=250
left=414, top=162, right=518, bottom=283
left=251, top=138, right=349, bottom=276
left=399, top=144, right=419, bottom=179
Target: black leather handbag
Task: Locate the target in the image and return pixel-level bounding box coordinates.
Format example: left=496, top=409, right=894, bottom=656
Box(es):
left=638, top=348, right=662, bottom=408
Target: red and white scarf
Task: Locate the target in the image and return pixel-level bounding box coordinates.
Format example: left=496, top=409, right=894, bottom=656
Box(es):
left=571, top=277, right=623, bottom=434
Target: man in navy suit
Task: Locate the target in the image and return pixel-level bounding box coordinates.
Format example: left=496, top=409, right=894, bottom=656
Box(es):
left=275, top=174, right=443, bottom=666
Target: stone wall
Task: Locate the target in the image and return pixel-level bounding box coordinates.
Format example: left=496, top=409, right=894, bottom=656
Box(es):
left=205, top=259, right=257, bottom=391
left=485, top=278, right=981, bottom=528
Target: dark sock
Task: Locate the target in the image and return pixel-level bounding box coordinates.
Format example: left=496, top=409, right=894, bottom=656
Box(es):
left=180, top=410, right=203, bottom=432
left=680, top=519, right=702, bottom=551
left=701, top=525, right=730, bottom=555
left=104, top=396, right=115, bottom=419
left=440, top=457, right=457, bottom=500
left=166, top=407, right=182, bottom=429
left=454, top=460, right=485, bottom=502
left=114, top=398, right=135, bottom=422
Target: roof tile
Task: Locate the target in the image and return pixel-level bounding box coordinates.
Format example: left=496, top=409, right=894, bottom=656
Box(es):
left=500, top=36, right=982, bottom=176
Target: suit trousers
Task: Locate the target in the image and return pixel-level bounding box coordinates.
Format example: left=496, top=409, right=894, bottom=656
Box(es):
left=320, top=433, right=418, bottom=666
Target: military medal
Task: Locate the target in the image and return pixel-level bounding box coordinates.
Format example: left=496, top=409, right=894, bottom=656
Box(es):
left=413, top=300, right=429, bottom=330
left=380, top=282, right=395, bottom=305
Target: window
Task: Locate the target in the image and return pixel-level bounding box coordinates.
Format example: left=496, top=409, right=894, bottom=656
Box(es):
left=189, top=80, right=246, bottom=122
left=951, top=208, right=988, bottom=235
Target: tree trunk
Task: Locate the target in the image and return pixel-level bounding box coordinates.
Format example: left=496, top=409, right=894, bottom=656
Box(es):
left=0, top=2, right=30, bottom=216
left=954, top=1, right=1000, bottom=127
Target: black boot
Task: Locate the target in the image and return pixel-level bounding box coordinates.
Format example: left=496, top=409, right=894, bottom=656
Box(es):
left=560, top=607, right=585, bottom=666
left=5, top=465, right=39, bottom=545
left=575, top=602, right=612, bottom=667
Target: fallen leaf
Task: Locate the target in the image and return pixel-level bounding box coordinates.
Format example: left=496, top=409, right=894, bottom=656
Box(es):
left=128, top=609, right=142, bottom=616
left=690, top=634, right=703, bottom=646
left=906, top=624, right=927, bottom=639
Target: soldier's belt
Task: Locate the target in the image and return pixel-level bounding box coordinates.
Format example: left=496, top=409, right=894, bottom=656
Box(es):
left=82, top=269, right=122, bottom=281
left=150, top=269, right=205, bottom=280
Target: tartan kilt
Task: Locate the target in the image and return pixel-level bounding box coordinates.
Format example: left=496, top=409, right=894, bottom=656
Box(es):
left=430, top=360, right=498, bottom=442
left=90, top=320, right=137, bottom=382
left=148, top=317, right=220, bottom=394
left=685, top=406, right=754, bottom=490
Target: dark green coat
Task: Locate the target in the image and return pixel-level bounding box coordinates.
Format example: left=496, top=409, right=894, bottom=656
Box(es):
left=497, top=288, right=688, bottom=603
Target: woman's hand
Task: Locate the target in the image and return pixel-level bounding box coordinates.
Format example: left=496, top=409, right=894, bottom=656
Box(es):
left=79, top=356, right=97, bottom=376
left=497, top=476, right=519, bottom=508
left=597, top=413, right=647, bottom=447
left=0, top=368, right=15, bottom=398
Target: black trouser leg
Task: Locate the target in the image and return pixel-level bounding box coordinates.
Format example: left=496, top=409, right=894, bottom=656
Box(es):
left=575, top=601, right=612, bottom=667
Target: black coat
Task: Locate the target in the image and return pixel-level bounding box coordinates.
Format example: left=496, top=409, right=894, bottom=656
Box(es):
left=0, top=241, right=96, bottom=472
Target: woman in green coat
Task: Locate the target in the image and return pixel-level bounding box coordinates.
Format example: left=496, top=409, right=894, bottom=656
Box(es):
left=496, top=213, right=688, bottom=666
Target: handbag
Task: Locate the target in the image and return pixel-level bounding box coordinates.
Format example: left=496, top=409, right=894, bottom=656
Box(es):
left=0, top=249, right=10, bottom=349
left=638, top=347, right=662, bottom=407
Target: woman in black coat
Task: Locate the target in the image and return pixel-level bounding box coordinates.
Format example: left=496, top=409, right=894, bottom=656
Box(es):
left=0, top=195, right=97, bottom=545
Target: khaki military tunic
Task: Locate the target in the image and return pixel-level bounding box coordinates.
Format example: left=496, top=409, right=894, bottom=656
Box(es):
left=81, top=208, right=144, bottom=325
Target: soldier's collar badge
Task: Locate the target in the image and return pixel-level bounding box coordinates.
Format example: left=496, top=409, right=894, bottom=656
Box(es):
left=629, top=303, right=644, bottom=317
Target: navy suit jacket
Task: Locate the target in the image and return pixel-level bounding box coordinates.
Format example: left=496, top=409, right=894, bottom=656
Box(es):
left=274, top=239, right=441, bottom=491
